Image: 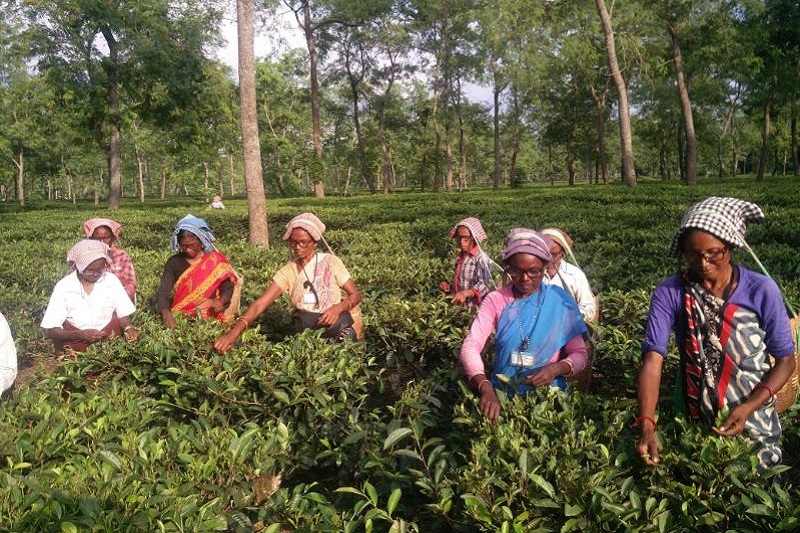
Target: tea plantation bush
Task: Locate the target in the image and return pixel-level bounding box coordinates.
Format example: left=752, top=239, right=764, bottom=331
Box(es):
left=1, top=178, right=799, bottom=531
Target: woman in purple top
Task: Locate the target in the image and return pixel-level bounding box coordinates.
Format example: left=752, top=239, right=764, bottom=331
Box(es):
left=636, top=197, right=795, bottom=469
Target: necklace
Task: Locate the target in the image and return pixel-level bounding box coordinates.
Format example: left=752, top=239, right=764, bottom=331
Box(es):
left=514, top=288, right=544, bottom=354
left=300, top=253, right=320, bottom=309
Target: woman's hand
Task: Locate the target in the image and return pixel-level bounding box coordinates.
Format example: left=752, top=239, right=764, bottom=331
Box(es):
left=79, top=329, right=109, bottom=343
left=524, top=362, right=566, bottom=387
left=451, top=290, right=472, bottom=305
left=162, top=310, right=178, bottom=329
left=479, top=384, right=501, bottom=422
left=636, top=423, right=660, bottom=465
left=197, top=298, right=225, bottom=314
left=124, top=326, right=139, bottom=343
left=439, top=281, right=451, bottom=293
left=214, top=330, right=239, bottom=353
left=712, top=402, right=757, bottom=437
left=317, top=304, right=344, bottom=327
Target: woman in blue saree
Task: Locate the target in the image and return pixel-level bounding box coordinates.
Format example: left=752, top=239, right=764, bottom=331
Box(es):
left=460, top=229, right=588, bottom=421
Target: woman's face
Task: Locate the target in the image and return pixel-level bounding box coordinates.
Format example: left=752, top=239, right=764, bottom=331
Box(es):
left=549, top=242, right=564, bottom=267
left=179, top=234, right=204, bottom=260
left=682, top=230, right=730, bottom=280
left=91, top=226, right=114, bottom=246
left=454, top=225, right=475, bottom=253
left=78, top=258, right=108, bottom=284
left=506, top=253, right=546, bottom=296
left=287, top=228, right=317, bottom=261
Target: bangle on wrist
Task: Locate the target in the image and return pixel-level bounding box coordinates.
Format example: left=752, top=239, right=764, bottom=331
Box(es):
left=632, top=415, right=657, bottom=430
left=753, top=384, right=775, bottom=403
left=475, top=378, right=490, bottom=394
left=235, top=316, right=250, bottom=328
left=123, top=325, right=135, bottom=332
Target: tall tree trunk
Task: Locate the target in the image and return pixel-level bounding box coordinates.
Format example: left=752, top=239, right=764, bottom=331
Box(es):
left=238, top=0, right=270, bottom=245
left=102, top=30, right=123, bottom=209
left=668, top=21, right=697, bottom=186
left=160, top=163, right=167, bottom=199
left=294, top=0, right=324, bottom=198
left=203, top=161, right=210, bottom=192
left=756, top=83, right=774, bottom=181
left=717, top=88, right=739, bottom=177
left=595, top=0, right=637, bottom=186
left=791, top=95, right=799, bottom=177
left=346, top=54, right=373, bottom=193
left=14, top=148, right=24, bottom=206
left=590, top=84, right=609, bottom=185
left=509, top=90, right=521, bottom=188
left=431, top=68, right=442, bottom=192
left=458, top=108, right=467, bottom=190
left=491, top=56, right=505, bottom=189
left=137, top=155, right=145, bottom=202
left=229, top=154, right=236, bottom=196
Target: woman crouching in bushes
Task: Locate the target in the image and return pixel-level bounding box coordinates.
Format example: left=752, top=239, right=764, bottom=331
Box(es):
left=41, top=239, right=139, bottom=355
left=636, top=197, right=796, bottom=469
left=214, top=213, right=362, bottom=352
left=460, top=229, right=587, bottom=422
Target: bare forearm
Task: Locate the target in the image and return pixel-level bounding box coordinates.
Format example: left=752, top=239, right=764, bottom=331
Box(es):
left=638, top=351, right=664, bottom=418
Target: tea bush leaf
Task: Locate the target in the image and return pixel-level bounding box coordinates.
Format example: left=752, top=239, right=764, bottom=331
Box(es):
left=383, top=428, right=413, bottom=450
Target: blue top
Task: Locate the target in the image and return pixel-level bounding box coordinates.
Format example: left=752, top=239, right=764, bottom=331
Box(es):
left=642, top=266, right=795, bottom=359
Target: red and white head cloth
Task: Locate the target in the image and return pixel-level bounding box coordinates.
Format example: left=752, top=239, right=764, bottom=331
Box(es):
left=449, top=217, right=487, bottom=244
left=83, top=218, right=122, bottom=239
left=66, top=239, right=111, bottom=273
left=668, top=197, right=765, bottom=257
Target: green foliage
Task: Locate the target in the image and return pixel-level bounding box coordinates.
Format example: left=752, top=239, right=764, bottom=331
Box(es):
left=1, top=181, right=799, bottom=530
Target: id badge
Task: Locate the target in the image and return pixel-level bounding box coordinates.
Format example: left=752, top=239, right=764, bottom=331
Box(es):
left=303, top=292, right=318, bottom=305
left=510, top=350, right=535, bottom=368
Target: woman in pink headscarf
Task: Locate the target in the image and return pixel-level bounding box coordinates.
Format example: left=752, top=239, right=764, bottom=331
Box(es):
left=214, top=213, right=362, bottom=352
left=83, top=218, right=137, bottom=302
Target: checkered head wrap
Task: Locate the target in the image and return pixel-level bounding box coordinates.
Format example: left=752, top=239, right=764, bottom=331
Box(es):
left=449, top=217, right=487, bottom=244
left=668, top=197, right=765, bottom=257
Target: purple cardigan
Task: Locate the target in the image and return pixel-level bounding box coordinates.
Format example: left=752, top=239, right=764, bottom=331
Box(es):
left=642, top=266, right=795, bottom=359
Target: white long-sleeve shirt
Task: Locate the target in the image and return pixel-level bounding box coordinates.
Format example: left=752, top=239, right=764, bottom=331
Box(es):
left=543, top=261, right=597, bottom=322
left=0, top=312, right=17, bottom=394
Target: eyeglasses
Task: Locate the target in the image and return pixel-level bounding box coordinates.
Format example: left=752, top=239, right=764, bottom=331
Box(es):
left=288, top=239, right=314, bottom=249
left=180, top=240, right=203, bottom=252
left=684, top=248, right=727, bottom=264
left=506, top=266, right=545, bottom=279
left=82, top=265, right=107, bottom=276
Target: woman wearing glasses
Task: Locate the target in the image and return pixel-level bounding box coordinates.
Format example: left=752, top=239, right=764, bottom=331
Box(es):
left=460, top=229, right=588, bottom=422
left=213, top=213, right=362, bottom=352
left=41, top=239, right=138, bottom=354
left=636, top=197, right=795, bottom=469
left=156, top=215, right=240, bottom=328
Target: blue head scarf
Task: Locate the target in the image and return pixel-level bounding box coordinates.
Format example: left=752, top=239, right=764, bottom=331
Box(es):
left=171, top=214, right=215, bottom=253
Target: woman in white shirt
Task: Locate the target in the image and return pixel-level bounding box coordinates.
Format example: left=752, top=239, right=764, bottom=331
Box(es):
left=0, top=312, right=17, bottom=395
left=541, top=228, right=597, bottom=323
left=41, top=239, right=139, bottom=354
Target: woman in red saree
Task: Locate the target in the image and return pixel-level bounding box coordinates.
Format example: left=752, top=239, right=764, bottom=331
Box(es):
left=157, top=215, right=239, bottom=327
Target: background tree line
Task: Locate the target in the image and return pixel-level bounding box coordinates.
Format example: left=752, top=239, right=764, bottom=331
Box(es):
left=0, top=0, right=798, bottom=207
